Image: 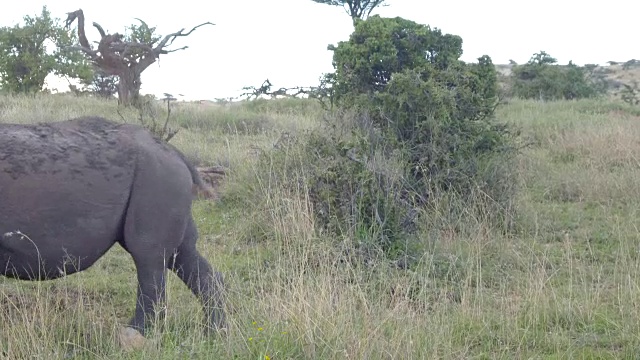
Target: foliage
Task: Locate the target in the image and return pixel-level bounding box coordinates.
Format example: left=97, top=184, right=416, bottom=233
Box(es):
left=238, top=79, right=316, bottom=100
left=117, top=93, right=180, bottom=143
left=290, top=112, right=418, bottom=260
left=83, top=71, right=119, bottom=98
left=329, top=16, right=463, bottom=106
left=469, top=55, right=499, bottom=108
left=510, top=51, right=605, bottom=100
left=329, top=15, right=512, bottom=196
left=619, top=81, right=639, bottom=106
left=622, top=59, right=639, bottom=70
left=311, top=0, right=388, bottom=26
left=308, top=72, right=337, bottom=110
left=291, top=16, right=517, bottom=260
left=122, top=19, right=162, bottom=64
left=0, top=6, right=92, bottom=93
left=374, top=65, right=514, bottom=195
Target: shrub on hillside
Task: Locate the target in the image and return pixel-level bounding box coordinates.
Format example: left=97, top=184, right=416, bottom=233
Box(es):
left=262, top=16, right=518, bottom=262
left=619, top=81, right=640, bottom=106
left=510, top=51, right=606, bottom=100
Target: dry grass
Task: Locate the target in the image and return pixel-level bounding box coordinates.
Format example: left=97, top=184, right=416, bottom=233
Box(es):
left=1, top=94, right=640, bottom=358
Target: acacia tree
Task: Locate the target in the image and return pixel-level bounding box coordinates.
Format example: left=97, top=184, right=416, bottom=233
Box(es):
left=0, top=6, right=91, bottom=93
left=64, top=9, right=213, bottom=106
left=311, top=0, right=388, bottom=26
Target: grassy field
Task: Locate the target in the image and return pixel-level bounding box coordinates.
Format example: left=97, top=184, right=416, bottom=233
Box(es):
left=1, top=93, right=640, bottom=359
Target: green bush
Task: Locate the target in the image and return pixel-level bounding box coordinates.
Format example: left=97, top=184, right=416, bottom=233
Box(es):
left=270, top=16, right=519, bottom=262
left=328, top=15, right=515, bottom=204
left=329, top=16, right=465, bottom=108
left=261, top=111, right=421, bottom=262
left=373, top=66, right=515, bottom=202
left=511, top=51, right=605, bottom=100
left=619, top=81, right=640, bottom=106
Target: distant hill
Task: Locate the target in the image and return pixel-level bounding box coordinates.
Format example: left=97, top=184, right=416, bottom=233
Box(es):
left=495, top=60, right=640, bottom=95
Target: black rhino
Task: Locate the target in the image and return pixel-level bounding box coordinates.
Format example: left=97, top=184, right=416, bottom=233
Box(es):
left=0, top=116, right=225, bottom=335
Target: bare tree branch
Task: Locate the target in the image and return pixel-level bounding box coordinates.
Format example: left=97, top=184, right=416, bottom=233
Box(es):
left=158, top=46, right=188, bottom=54
left=66, top=45, right=97, bottom=58
left=134, top=18, right=148, bottom=29
left=154, top=22, right=214, bottom=52
left=65, top=10, right=91, bottom=49
left=92, top=22, right=107, bottom=38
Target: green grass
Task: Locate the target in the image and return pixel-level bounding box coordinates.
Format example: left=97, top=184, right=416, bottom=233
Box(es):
left=2, top=93, right=640, bottom=358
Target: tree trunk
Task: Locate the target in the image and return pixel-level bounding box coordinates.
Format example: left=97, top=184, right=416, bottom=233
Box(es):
left=117, top=68, right=142, bottom=106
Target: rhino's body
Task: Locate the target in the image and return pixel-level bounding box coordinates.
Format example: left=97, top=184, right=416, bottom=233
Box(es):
left=0, top=116, right=225, bottom=334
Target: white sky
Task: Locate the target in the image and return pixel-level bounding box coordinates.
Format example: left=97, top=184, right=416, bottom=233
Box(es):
left=1, top=0, right=637, bottom=101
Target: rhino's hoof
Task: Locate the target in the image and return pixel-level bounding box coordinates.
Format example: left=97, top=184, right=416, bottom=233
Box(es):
left=118, top=326, right=149, bottom=352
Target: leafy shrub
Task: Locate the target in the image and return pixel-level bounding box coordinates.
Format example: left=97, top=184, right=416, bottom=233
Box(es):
left=619, top=81, right=640, bottom=106
left=261, top=111, right=422, bottom=262
left=329, top=16, right=465, bottom=108
left=511, top=51, right=605, bottom=100
left=83, top=70, right=118, bottom=98
left=373, top=66, right=516, bottom=203
left=328, top=15, right=515, bottom=205
left=267, top=16, right=519, bottom=262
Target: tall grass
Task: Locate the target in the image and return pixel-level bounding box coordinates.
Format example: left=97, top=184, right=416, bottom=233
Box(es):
left=1, top=94, right=640, bottom=358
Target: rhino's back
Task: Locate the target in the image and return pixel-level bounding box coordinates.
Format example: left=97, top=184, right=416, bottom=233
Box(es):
left=0, top=117, right=138, bottom=259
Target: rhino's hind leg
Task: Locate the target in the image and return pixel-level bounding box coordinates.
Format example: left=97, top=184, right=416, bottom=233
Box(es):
left=123, top=224, right=176, bottom=334
left=129, top=257, right=169, bottom=334
left=169, top=244, right=226, bottom=332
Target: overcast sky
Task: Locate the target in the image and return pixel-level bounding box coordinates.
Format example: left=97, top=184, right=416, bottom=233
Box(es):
left=1, top=0, right=636, bottom=101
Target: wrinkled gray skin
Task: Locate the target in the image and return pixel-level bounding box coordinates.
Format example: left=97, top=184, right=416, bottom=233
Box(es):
left=0, top=116, right=225, bottom=335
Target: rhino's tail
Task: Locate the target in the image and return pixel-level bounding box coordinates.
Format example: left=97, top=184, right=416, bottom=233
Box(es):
left=165, top=142, right=204, bottom=187
left=164, top=142, right=219, bottom=200
left=182, top=154, right=205, bottom=188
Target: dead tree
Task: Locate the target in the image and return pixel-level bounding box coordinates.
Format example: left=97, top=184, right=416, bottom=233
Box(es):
left=65, top=9, right=213, bottom=106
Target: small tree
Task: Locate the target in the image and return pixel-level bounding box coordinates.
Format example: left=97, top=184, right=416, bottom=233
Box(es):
left=329, top=16, right=464, bottom=106
left=65, top=9, right=214, bottom=106
left=311, top=0, right=388, bottom=26
left=294, top=16, right=515, bottom=259
left=0, top=6, right=91, bottom=93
